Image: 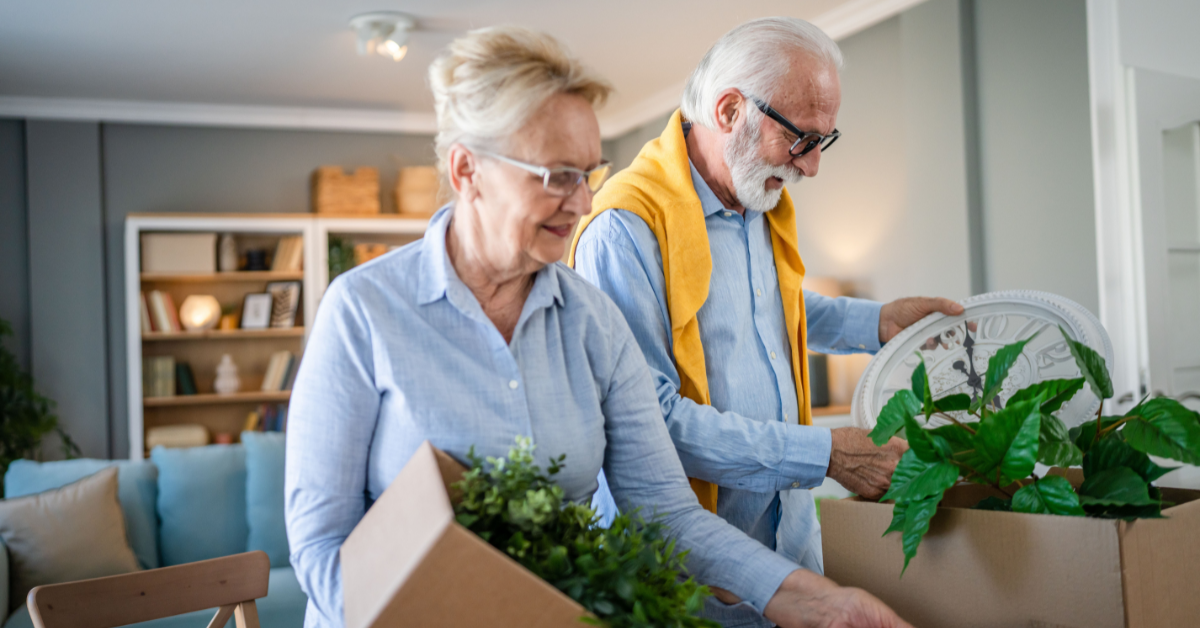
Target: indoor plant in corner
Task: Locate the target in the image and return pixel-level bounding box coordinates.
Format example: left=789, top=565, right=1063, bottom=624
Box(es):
left=868, top=325, right=1200, bottom=573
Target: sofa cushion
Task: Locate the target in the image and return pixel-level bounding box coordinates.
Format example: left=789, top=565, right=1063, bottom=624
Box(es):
left=3, top=567, right=306, bottom=628
left=0, top=468, right=140, bottom=612
left=151, top=444, right=247, bottom=566
left=242, top=431, right=289, bottom=568
left=5, top=458, right=159, bottom=569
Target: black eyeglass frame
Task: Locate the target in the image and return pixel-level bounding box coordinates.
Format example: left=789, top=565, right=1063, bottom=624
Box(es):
left=749, top=97, right=841, bottom=158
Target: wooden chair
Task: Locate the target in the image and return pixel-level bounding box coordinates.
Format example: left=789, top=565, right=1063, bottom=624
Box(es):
left=27, top=551, right=270, bottom=628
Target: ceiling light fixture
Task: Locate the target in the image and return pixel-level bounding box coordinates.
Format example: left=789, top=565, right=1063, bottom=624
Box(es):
left=350, top=12, right=416, bottom=62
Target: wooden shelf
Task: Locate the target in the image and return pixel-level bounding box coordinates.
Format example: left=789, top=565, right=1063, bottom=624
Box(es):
left=811, top=404, right=852, bottom=417
left=143, top=327, right=304, bottom=341
left=144, top=391, right=291, bottom=407
left=140, top=271, right=304, bottom=283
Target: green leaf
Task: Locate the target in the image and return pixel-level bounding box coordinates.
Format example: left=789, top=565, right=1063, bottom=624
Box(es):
left=973, top=496, right=1012, bottom=511
left=870, top=389, right=922, bottom=446
left=1011, top=475, right=1086, bottom=516
left=1008, top=378, right=1087, bottom=414
left=929, top=423, right=986, bottom=471
left=1059, top=325, right=1114, bottom=399
left=883, top=501, right=908, bottom=536
left=1069, top=416, right=1123, bottom=454
left=1082, top=435, right=1173, bottom=482
left=881, top=449, right=960, bottom=502
left=1078, top=467, right=1159, bottom=506
left=933, top=393, right=972, bottom=413
left=1038, top=413, right=1083, bottom=467
left=911, top=355, right=934, bottom=420
left=973, top=399, right=1042, bottom=484
left=900, top=493, right=941, bottom=576
left=978, top=332, right=1041, bottom=410
left=905, top=414, right=951, bottom=462
left=1121, top=398, right=1200, bottom=465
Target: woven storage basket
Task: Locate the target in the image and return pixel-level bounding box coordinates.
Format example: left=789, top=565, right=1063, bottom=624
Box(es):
left=312, top=166, right=380, bottom=215
left=394, top=166, right=442, bottom=217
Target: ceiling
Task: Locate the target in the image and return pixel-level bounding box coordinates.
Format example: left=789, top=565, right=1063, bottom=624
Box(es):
left=0, top=0, right=922, bottom=137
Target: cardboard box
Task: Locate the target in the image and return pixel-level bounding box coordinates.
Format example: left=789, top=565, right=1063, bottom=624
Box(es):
left=340, top=441, right=586, bottom=628
left=822, top=482, right=1200, bottom=628
left=140, top=233, right=216, bottom=273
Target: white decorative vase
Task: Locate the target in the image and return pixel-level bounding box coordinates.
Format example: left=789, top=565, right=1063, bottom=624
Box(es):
left=214, top=354, right=240, bottom=395
left=218, top=234, right=238, bottom=272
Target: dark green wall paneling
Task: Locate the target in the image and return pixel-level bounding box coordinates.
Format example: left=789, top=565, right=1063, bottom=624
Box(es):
left=0, top=120, right=30, bottom=369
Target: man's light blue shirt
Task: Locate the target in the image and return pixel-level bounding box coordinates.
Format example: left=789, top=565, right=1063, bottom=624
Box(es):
left=575, top=160, right=882, bottom=626
left=285, top=206, right=803, bottom=627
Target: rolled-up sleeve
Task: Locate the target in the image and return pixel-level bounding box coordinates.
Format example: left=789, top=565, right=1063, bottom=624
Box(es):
left=575, top=212, right=831, bottom=491
left=803, top=291, right=882, bottom=355
left=285, top=278, right=381, bottom=626
left=598, top=301, right=798, bottom=614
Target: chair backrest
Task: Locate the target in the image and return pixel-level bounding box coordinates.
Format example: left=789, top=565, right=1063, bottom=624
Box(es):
left=26, top=551, right=270, bottom=628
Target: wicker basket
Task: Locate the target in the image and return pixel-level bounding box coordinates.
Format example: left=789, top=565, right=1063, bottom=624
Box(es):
left=394, top=166, right=442, bottom=217
left=312, top=166, right=380, bottom=215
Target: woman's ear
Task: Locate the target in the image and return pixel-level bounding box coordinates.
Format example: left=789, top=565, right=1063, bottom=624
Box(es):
left=447, top=144, right=480, bottom=201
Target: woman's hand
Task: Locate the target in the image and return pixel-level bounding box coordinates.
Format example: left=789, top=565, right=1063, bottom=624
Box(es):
left=764, top=570, right=913, bottom=628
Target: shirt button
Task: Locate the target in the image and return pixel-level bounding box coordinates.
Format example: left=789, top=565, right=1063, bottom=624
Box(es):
left=770, top=351, right=777, bottom=360
left=756, top=289, right=762, bottom=297
left=724, top=211, right=733, bottom=218
left=858, top=344, right=866, bottom=349
left=791, top=482, right=801, bottom=489
left=508, top=380, right=519, bottom=390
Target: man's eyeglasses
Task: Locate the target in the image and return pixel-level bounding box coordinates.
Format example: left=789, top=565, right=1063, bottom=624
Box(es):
left=476, top=150, right=613, bottom=198
left=749, top=97, right=840, bottom=158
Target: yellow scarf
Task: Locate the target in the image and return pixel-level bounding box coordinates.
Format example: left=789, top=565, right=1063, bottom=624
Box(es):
left=569, top=109, right=812, bottom=513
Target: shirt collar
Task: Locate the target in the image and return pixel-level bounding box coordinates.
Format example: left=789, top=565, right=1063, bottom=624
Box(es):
left=417, top=204, right=564, bottom=312
left=682, top=122, right=762, bottom=220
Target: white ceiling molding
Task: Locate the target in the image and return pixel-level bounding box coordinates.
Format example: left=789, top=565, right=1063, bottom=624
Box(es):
left=596, top=0, right=929, bottom=138
left=0, top=96, right=438, bottom=135
left=0, top=0, right=924, bottom=140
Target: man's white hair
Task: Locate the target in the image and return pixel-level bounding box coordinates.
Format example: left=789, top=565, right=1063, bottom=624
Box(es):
left=681, top=17, right=843, bottom=130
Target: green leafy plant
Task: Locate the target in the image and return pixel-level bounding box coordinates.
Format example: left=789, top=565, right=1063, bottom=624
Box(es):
left=453, top=437, right=718, bottom=628
left=869, top=324, right=1200, bottom=574
left=0, top=318, right=80, bottom=494
left=328, top=236, right=356, bottom=281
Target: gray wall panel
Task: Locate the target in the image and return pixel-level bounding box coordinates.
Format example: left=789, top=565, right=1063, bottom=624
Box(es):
left=0, top=119, right=30, bottom=369
left=25, top=120, right=110, bottom=458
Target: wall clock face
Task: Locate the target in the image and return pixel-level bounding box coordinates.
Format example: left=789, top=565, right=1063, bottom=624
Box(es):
left=852, top=290, right=1114, bottom=430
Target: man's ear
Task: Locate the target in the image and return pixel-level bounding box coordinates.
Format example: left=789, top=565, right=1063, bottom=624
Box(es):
left=713, top=89, right=746, bottom=134
left=447, top=144, right=480, bottom=201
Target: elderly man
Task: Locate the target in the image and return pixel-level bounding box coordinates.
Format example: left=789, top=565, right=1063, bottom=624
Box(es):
left=571, top=17, right=961, bottom=627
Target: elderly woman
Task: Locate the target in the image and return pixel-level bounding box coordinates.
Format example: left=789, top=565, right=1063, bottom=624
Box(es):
left=284, top=26, right=908, bottom=628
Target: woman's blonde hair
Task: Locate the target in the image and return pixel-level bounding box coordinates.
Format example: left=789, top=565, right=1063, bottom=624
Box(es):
left=428, top=25, right=611, bottom=184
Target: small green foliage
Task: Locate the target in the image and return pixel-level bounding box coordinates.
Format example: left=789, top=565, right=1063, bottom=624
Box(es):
left=453, top=437, right=718, bottom=628
left=876, top=323, right=1200, bottom=573
left=0, top=318, right=79, bottom=494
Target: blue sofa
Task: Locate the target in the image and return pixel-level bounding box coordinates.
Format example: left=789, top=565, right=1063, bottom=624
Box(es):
left=0, top=432, right=306, bottom=628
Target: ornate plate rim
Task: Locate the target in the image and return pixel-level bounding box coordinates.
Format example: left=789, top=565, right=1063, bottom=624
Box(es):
left=850, top=289, right=1114, bottom=429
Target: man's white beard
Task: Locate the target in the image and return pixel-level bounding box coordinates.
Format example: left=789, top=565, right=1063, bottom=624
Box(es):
left=724, top=115, right=805, bottom=212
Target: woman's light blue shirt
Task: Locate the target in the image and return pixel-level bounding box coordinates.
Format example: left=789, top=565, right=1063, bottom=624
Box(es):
left=284, top=206, right=799, bottom=627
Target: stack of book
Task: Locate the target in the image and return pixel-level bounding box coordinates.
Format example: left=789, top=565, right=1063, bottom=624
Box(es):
left=271, top=236, right=304, bottom=272
left=141, top=290, right=182, bottom=334
left=261, top=351, right=298, bottom=392
left=243, top=403, right=288, bottom=432
left=143, top=356, right=175, bottom=397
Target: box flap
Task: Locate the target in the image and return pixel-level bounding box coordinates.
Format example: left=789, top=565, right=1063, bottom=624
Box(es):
left=823, top=496, right=1126, bottom=628
left=1119, top=488, right=1200, bottom=628
left=342, top=441, right=456, bottom=628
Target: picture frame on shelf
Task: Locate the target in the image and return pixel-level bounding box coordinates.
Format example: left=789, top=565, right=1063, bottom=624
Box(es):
left=240, top=293, right=273, bottom=329
left=266, top=281, right=302, bottom=328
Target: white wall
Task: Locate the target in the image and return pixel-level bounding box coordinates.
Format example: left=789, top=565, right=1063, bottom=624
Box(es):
left=1118, top=0, right=1200, bottom=81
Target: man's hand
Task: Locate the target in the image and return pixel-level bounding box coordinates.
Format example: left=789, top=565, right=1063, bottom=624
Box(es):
left=879, top=296, right=963, bottom=344
left=827, top=428, right=907, bottom=500
left=764, top=569, right=913, bottom=628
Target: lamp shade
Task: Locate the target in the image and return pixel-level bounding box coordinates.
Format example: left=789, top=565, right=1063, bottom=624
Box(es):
left=179, top=295, right=221, bottom=331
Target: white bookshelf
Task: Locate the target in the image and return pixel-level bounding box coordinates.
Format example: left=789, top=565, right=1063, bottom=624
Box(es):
left=124, top=213, right=429, bottom=459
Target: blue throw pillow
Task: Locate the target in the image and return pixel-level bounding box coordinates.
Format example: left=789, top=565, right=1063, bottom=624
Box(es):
left=241, top=431, right=289, bottom=568
left=151, top=444, right=247, bottom=566
left=5, top=459, right=159, bottom=569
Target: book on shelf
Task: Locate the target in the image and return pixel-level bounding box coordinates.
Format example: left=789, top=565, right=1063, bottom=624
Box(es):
left=175, top=362, right=197, bottom=396
left=147, top=290, right=181, bottom=333
left=162, top=292, right=181, bottom=331
left=143, top=356, right=175, bottom=398
left=261, top=351, right=297, bottom=392
left=243, top=403, right=289, bottom=433
left=140, top=292, right=154, bottom=334
left=271, top=236, right=304, bottom=272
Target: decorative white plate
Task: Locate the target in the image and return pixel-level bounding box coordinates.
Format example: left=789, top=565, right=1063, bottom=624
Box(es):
left=851, top=290, right=1114, bottom=430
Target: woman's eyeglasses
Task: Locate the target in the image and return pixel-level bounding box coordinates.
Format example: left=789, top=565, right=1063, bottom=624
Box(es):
left=749, top=97, right=840, bottom=158
left=476, top=150, right=613, bottom=198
